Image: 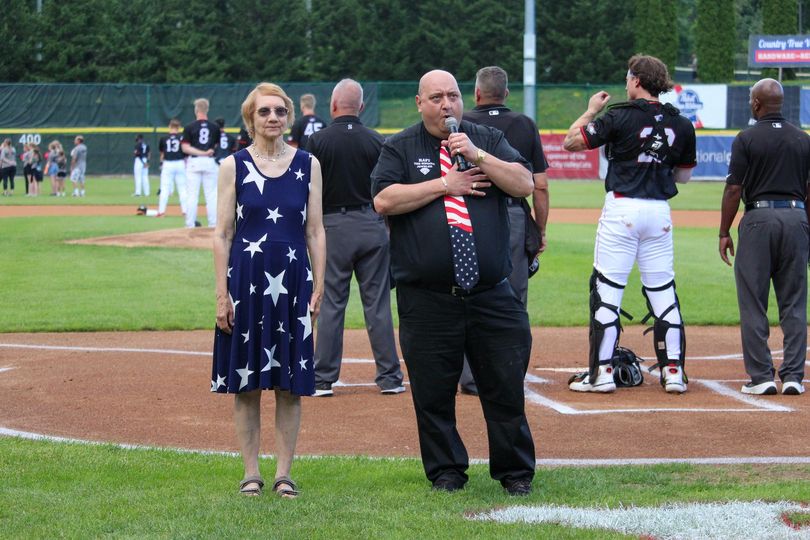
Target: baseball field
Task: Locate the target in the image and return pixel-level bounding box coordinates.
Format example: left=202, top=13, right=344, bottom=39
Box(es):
left=2, top=178, right=810, bottom=539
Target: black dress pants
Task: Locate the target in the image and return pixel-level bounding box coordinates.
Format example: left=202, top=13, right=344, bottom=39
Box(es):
left=397, top=279, right=535, bottom=486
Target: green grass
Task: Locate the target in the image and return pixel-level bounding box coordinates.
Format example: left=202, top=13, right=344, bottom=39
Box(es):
left=548, top=179, right=727, bottom=210
left=0, top=177, right=785, bottom=331
left=2, top=436, right=810, bottom=539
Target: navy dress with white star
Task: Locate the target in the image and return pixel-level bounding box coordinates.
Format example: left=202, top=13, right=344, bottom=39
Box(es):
left=212, top=148, right=315, bottom=396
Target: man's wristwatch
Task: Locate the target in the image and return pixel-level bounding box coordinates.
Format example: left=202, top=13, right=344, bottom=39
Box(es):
left=474, top=148, right=487, bottom=166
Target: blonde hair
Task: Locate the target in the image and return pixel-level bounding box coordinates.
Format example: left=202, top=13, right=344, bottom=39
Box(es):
left=194, top=98, right=210, bottom=114
left=241, top=82, right=295, bottom=138
left=300, top=93, right=316, bottom=110
left=169, top=118, right=182, bottom=130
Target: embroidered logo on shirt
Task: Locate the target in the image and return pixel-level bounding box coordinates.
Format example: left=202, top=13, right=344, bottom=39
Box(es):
left=772, top=122, right=782, bottom=128
left=488, top=110, right=500, bottom=116
left=414, top=158, right=436, bottom=176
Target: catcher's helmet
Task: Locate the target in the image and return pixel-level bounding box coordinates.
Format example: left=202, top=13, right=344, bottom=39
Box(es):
left=611, top=347, right=644, bottom=387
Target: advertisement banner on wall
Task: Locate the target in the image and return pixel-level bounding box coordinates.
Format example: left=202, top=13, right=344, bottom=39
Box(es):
left=692, top=135, right=734, bottom=179
left=659, top=85, right=728, bottom=129
left=801, top=87, right=810, bottom=127
left=748, top=34, right=810, bottom=67
left=540, top=133, right=600, bottom=179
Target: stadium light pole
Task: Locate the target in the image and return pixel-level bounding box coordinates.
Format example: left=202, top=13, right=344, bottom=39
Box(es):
left=523, top=0, right=536, bottom=121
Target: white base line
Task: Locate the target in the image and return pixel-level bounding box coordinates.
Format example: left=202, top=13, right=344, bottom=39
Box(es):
left=0, top=343, right=383, bottom=364
left=696, top=380, right=793, bottom=412
left=3, top=426, right=810, bottom=468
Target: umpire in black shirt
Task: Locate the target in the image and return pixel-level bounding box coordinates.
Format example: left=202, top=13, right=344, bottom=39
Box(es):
left=719, top=78, right=810, bottom=396
left=307, top=79, right=404, bottom=396
left=372, top=69, right=536, bottom=495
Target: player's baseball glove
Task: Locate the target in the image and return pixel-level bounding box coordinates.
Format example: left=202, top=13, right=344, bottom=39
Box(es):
left=611, top=346, right=644, bottom=387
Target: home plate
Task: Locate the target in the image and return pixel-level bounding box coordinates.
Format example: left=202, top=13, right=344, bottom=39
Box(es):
left=470, top=500, right=810, bottom=539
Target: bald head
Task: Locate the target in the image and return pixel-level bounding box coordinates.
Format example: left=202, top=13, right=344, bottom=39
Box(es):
left=751, top=78, right=783, bottom=118
left=331, top=79, right=364, bottom=117
left=418, top=70, right=457, bottom=97
left=415, top=70, right=463, bottom=138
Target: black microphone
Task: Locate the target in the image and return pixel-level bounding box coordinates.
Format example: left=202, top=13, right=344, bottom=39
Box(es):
left=444, top=117, right=471, bottom=171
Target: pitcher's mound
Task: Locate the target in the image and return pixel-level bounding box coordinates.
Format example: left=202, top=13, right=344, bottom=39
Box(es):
left=68, top=227, right=214, bottom=250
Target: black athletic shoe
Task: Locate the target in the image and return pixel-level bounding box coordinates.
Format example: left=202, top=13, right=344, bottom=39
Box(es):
left=432, top=476, right=466, bottom=492
left=503, top=478, right=532, bottom=496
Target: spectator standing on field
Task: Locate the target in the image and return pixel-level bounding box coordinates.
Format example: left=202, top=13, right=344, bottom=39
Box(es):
left=28, top=144, right=43, bottom=197
left=0, top=138, right=17, bottom=197
left=70, top=135, right=87, bottom=197
left=288, top=93, right=325, bottom=150
left=21, top=143, right=31, bottom=195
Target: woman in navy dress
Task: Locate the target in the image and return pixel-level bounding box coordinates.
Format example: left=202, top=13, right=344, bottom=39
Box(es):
left=212, top=82, right=326, bottom=497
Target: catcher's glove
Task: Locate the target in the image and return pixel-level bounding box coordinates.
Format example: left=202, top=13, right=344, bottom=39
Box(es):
left=611, top=346, right=644, bottom=387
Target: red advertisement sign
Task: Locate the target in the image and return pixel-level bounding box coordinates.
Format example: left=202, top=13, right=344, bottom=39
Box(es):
left=541, top=133, right=600, bottom=179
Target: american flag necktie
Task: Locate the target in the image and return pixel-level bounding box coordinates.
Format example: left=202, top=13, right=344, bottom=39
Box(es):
left=440, top=145, right=480, bottom=290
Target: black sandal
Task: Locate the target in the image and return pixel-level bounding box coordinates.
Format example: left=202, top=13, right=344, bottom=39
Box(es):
left=239, top=475, right=264, bottom=496
left=272, top=476, right=299, bottom=498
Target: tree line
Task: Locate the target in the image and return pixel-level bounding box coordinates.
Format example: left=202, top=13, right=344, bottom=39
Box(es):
left=0, top=0, right=802, bottom=84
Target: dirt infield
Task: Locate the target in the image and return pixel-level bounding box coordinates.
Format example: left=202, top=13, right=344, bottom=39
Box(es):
left=1, top=326, right=807, bottom=460
left=0, top=205, right=800, bottom=463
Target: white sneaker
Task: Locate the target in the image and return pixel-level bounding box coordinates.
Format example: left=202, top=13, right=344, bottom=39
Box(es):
left=313, top=385, right=333, bottom=397
left=740, top=381, right=777, bottom=395
left=663, top=365, right=687, bottom=394
left=569, top=365, right=616, bottom=393
left=782, top=381, right=805, bottom=395
left=381, top=385, right=406, bottom=395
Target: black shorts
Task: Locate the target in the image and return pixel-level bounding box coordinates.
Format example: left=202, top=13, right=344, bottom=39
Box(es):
left=56, top=171, right=67, bottom=178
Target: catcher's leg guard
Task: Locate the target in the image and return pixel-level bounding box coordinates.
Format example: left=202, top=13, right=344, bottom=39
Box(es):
left=587, top=270, right=629, bottom=382
left=641, top=280, right=687, bottom=388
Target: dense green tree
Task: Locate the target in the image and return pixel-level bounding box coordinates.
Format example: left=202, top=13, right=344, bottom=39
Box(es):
left=538, top=0, right=635, bottom=84
left=633, top=0, right=678, bottom=73
left=0, top=0, right=36, bottom=81
left=763, top=0, right=798, bottom=79
left=695, top=0, right=735, bottom=81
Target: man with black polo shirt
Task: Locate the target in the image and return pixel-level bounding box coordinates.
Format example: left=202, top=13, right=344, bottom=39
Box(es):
left=182, top=98, right=221, bottom=228
left=564, top=55, right=696, bottom=395
left=307, top=78, right=404, bottom=397
left=157, top=118, right=187, bottom=217
left=372, top=69, right=536, bottom=496
left=719, top=78, right=810, bottom=396
left=461, top=65, right=550, bottom=395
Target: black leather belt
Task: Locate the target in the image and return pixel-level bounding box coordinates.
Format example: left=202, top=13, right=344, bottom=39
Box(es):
left=745, top=200, right=805, bottom=211
left=323, top=203, right=372, bottom=214
left=505, top=197, right=520, bottom=206
left=420, top=278, right=506, bottom=297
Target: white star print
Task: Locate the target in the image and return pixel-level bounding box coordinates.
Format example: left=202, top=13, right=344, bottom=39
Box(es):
left=227, top=266, right=232, bottom=278
left=243, top=233, right=267, bottom=258
left=286, top=247, right=297, bottom=262
left=264, top=270, right=288, bottom=306
left=298, top=313, right=312, bottom=340
left=236, top=203, right=244, bottom=220
left=242, top=161, right=267, bottom=195
left=294, top=168, right=305, bottom=181
left=210, top=380, right=216, bottom=391
left=236, top=363, right=254, bottom=390
left=299, top=357, right=309, bottom=370
left=306, top=267, right=313, bottom=282
left=301, top=203, right=307, bottom=224
left=293, top=296, right=297, bottom=306
left=229, top=292, right=240, bottom=315
left=262, top=345, right=280, bottom=371
left=216, top=374, right=226, bottom=389
left=276, top=321, right=285, bottom=333
left=266, top=207, right=283, bottom=223
left=249, top=283, right=256, bottom=295
left=241, top=329, right=250, bottom=343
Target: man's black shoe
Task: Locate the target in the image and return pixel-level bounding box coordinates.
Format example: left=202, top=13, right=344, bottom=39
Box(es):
left=432, top=478, right=465, bottom=492
left=503, top=478, right=532, bottom=496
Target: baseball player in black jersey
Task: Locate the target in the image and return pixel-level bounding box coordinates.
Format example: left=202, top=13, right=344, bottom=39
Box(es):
left=157, top=118, right=188, bottom=216
left=289, top=93, right=325, bottom=149
left=564, top=55, right=697, bottom=394
left=133, top=134, right=150, bottom=197
left=182, top=98, right=221, bottom=228
left=720, top=79, right=810, bottom=396
left=214, top=118, right=236, bottom=164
